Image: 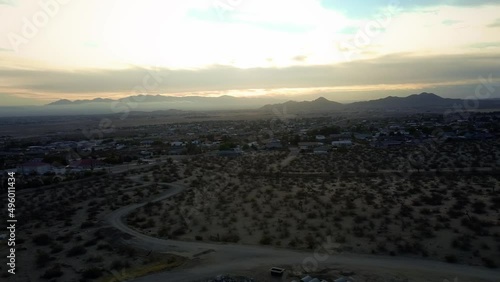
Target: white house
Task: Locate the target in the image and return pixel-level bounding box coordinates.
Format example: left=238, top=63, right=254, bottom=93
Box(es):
left=313, top=145, right=330, bottom=154
left=68, top=159, right=105, bottom=171
left=18, top=162, right=52, bottom=175
left=331, top=140, right=352, bottom=147
left=298, top=142, right=323, bottom=150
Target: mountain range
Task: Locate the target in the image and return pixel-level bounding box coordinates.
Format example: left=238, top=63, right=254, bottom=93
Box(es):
left=46, top=95, right=247, bottom=106
left=1, top=93, right=499, bottom=117
left=259, top=92, right=500, bottom=113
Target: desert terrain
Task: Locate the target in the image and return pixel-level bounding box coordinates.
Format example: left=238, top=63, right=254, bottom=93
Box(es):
left=128, top=145, right=500, bottom=269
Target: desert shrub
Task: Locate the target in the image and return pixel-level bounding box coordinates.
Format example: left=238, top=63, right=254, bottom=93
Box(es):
left=110, top=260, right=130, bottom=270
left=399, top=205, right=413, bottom=217
left=158, top=226, right=170, bottom=237
left=66, top=245, right=86, bottom=257
left=288, top=238, right=299, bottom=247
left=451, top=235, right=472, bottom=251
left=96, top=243, right=112, bottom=251
left=171, top=227, right=185, bottom=237
left=482, top=257, right=497, bottom=268
left=352, top=226, right=365, bottom=237
left=445, top=254, right=458, bottom=263
left=472, top=200, right=486, bottom=214
left=80, top=221, right=95, bottom=229
left=40, top=265, right=63, bottom=279
left=461, top=216, right=490, bottom=236
left=447, top=208, right=463, bottom=219
left=491, top=196, right=500, bottom=209
left=142, top=218, right=156, bottom=228
left=86, top=255, right=103, bottom=263
left=35, top=250, right=51, bottom=268
left=335, top=235, right=346, bottom=243
left=221, top=233, right=240, bottom=243
left=307, top=212, right=317, bottom=219
left=33, top=233, right=52, bottom=246
left=50, top=243, right=64, bottom=254
left=81, top=267, right=103, bottom=279
left=396, top=241, right=419, bottom=254
left=83, top=238, right=98, bottom=247
left=117, top=245, right=137, bottom=257
left=259, top=234, right=272, bottom=245
left=376, top=241, right=387, bottom=252
left=354, top=215, right=367, bottom=223
left=420, top=193, right=443, bottom=206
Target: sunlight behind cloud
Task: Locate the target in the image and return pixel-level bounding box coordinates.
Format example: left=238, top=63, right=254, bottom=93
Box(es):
left=0, top=0, right=500, bottom=105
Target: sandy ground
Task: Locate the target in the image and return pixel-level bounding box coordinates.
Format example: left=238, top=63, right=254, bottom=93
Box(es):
left=129, top=152, right=500, bottom=269
left=0, top=162, right=185, bottom=282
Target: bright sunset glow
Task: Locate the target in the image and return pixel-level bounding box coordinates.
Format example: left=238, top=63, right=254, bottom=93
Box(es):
left=1, top=0, right=500, bottom=105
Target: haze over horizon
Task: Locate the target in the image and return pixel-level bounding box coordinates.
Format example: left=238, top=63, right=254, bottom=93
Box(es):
left=1, top=0, right=500, bottom=106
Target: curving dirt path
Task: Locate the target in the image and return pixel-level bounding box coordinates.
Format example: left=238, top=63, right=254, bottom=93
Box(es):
left=104, top=181, right=500, bottom=282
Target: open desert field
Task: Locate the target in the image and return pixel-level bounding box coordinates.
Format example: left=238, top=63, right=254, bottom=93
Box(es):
left=127, top=150, right=500, bottom=269
left=0, top=162, right=187, bottom=282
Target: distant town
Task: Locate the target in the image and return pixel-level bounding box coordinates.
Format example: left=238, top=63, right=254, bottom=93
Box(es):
left=2, top=110, right=498, bottom=183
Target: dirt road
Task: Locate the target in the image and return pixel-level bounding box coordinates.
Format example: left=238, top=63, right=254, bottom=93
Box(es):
left=104, top=181, right=500, bottom=282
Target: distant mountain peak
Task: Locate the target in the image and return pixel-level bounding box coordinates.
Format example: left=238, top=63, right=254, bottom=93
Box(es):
left=347, top=92, right=456, bottom=110
left=406, top=92, right=444, bottom=101
left=260, top=96, right=342, bottom=113
left=415, top=92, right=441, bottom=98
left=47, top=97, right=114, bottom=105
left=313, top=97, right=329, bottom=102
left=47, top=99, right=72, bottom=105
left=259, top=92, right=463, bottom=114
left=11, top=91, right=500, bottom=117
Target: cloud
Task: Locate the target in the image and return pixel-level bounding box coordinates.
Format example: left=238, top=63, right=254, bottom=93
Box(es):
left=292, top=55, right=307, bottom=62
left=1, top=53, right=499, bottom=102
left=1, top=1, right=499, bottom=106
left=0, top=0, right=16, bottom=6
left=437, top=0, right=500, bottom=6
left=1, top=1, right=498, bottom=70
left=322, top=0, right=500, bottom=18
left=468, top=42, right=500, bottom=49
left=488, top=18, right=500, bottom=27
left=0, top=93, right=45, bottom=105
left=442, top=19, right=462, bottom=25
left=404, top=0, right=500, bottom=11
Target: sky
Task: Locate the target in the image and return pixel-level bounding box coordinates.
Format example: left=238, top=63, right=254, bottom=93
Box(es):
left=0, top=0, right=500, bottom=106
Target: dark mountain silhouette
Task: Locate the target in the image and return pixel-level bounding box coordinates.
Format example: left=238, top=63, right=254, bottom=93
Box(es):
left=47, top=99, right=73, bottom=105
left=34, top=92, right=500, bottom=117
left=47, top=97, right=114, bottom=105
left=46, top=94, right=243, bottom=105
left=347, top=92, right=461, bottom=109
left=259, top=92, right=500, bottom=113
left=41, top=94, right=288, bottom=115
left=260, top=96, right=343, bottom=113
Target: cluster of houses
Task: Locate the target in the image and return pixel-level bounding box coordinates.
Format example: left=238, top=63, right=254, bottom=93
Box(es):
left=2, top=112, right=498, bottom=176
left=10, top=158, right=106, bottom=176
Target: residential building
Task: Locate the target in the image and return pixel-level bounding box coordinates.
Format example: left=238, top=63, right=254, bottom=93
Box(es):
left=331, top=140, right=352, bottom=147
